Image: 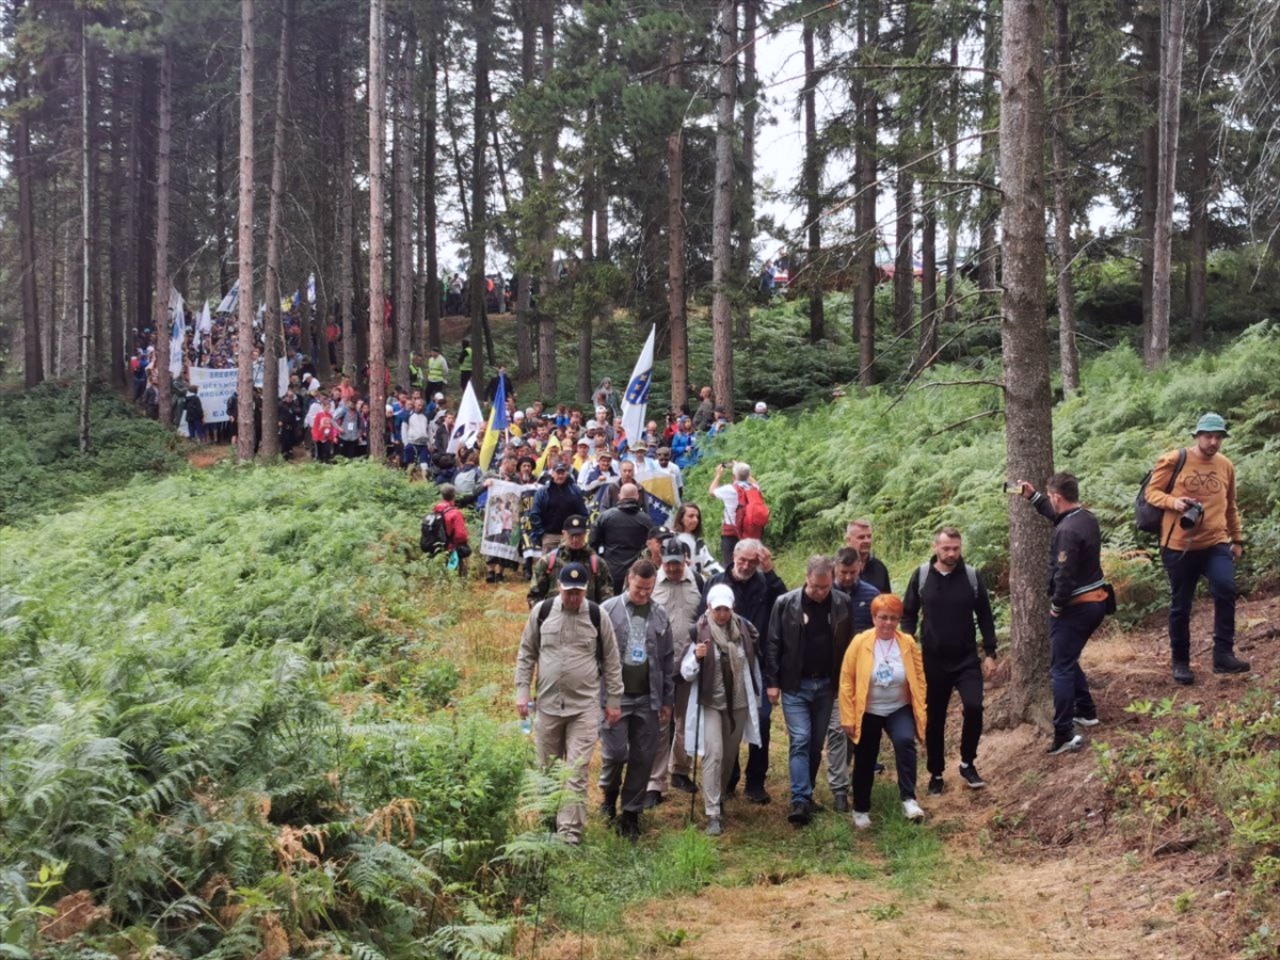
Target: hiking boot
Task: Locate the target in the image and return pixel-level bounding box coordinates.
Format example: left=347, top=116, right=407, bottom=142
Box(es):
left=902, top=799, right=925, bottom=822
left=704, top=817, right=723, bottom=837
left=958, top=763, right=986, bottom=790
left=787, top=801, right=811, bottom=826
left=927, top=775, right=945, bottom=796
left=851, top=811, right=872, bottom=830
left=1074, top=714, right=1100, bottom=727
left=1172, top=661, right=1194, bottom=686
left=1046, top=733, right=1084, bottom=756
left=1213, top=652, right=1251, bottom=675
left=599, top=795, right=618, bottom=823
left=616, top=810, right=640, bottom=842
left=805, top=798, right=827, bottom=815
left=744, top=786, right=771, bottom=805
left=643, top=790, right=665, bottom=810
left=833, top=792, right=850, bottom=813
left=670, top=773, right=698, bottom=795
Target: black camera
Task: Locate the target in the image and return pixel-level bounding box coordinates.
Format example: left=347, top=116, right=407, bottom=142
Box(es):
left=1179, top=501, right=1204, bottom=530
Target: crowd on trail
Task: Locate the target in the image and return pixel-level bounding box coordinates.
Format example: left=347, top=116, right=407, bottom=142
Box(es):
left=509, top=412, right=1253, bottom=845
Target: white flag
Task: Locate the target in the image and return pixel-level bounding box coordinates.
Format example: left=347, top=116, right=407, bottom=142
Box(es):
left=448, top=380, right=485, bottom=455
left=168, top=286, right=186, bottom=378
left=307, top=272, right=317, bottom=305
left=194, top=300, right=212, bottom=351
left=215, top=279, right=239, bottom=315
left=620, top=324, right=656, bottom=450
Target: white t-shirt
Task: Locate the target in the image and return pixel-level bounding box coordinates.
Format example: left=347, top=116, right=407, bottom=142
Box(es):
left=712, top=483, right=740, bottom=529
left=865, top=637, right=910, bottom=717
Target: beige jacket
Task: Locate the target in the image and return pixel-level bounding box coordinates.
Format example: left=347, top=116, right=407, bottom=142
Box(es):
left=653, top=570, right=705, bottom=663
left=516, top=596, right=623, bottom=716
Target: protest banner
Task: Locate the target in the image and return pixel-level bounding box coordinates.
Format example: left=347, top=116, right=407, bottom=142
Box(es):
left=480, top=479, right=533, bottom=562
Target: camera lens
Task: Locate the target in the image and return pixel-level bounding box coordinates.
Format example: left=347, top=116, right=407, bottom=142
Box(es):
left=1179, top=502, right=1204, bottom=530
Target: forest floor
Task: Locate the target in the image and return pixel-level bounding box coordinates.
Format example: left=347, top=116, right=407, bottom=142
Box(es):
left=439, top=575, right=1277, bottom=960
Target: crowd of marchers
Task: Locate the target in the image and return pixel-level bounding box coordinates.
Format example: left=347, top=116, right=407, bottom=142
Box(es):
left=512, top=412, right=1253, bottom=844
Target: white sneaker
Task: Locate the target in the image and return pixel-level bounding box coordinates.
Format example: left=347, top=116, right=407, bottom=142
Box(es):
left=851, top=811, right=872, bottom=830
left=902, top=799, right=925, bottom=821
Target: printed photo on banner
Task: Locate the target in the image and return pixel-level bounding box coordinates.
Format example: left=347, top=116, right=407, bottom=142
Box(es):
left=481, top=479, right=533, bottom=562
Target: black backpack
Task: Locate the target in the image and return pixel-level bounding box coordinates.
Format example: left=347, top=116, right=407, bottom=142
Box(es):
left=535, top=598, right=605, bottom=669
left=420, top=509, right=453, bottom=556
left=1135, top=448, right=1186, bottom=536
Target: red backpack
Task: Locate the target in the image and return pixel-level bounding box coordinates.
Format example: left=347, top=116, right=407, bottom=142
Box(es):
left=735, top=483, right=771, bottom=540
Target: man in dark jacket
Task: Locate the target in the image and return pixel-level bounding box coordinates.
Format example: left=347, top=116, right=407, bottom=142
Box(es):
left=765, top=556, right=854, bottom=825
left=705, top=538, right=787, bottom=803
left=485, top=363, right=515, bottom=405
left=591, top=484, right=655, bottom=594
left=902, top=526, right=997, bottom=793
left=529, top=462, right=588, bottom=555
left=826, top=548, right=881, bottom=810
left=845, top=519, right=892, bottom=593
left=1019, top=473, right=1108, bottom=755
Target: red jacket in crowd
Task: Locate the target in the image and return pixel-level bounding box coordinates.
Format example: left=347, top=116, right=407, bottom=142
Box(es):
left=312, top=410, right=337, bottom=443
left=434, top=502, right=469, bottom=550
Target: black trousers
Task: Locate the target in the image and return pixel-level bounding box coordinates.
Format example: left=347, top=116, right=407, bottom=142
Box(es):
left=852, top=705, right=917, bottom=812
left=924, top=656, right=984, bottom=775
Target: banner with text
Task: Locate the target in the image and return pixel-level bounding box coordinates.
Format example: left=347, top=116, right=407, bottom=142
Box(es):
left=187, top=359, right=288, bottom=424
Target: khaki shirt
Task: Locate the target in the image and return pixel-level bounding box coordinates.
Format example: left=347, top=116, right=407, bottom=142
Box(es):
left=653, top=570, right=704, bottom=663
left=516, top=595, right=623, bottom=716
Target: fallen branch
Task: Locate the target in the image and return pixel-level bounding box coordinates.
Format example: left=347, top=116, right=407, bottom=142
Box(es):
left=926, top=407, right=1003, bottom=438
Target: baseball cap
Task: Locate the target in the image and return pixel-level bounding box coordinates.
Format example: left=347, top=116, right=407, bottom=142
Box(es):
left=552, top=461, right=570, bottom=473
left=562, top=514, right=588, bottom=534
left=1192, top=412, right=1229, bottom=436
left=648, top=526, right=673, bottom=542
left=755, top=401, right=767, bottom=413
left=433, top=392, right=444, bottom=401
left=558, top=562, right=589, bottom=589
left=661, top=541, right=687, bottom=563
left=706, top=584, right=735, bottom=610
left=514, top=411, right=525, bottom=420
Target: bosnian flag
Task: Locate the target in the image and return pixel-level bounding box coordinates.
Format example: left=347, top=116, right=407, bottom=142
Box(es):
left=620, top=324, right=656, bottom=450
left=448, top=380, right=485, bottom=455
left=477, top=375, right=510, bottom=472
left=215, top=279, right=239, bottom=315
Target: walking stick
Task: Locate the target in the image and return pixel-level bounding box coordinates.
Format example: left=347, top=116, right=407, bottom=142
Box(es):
left=689, top=679, right=702, bottom=824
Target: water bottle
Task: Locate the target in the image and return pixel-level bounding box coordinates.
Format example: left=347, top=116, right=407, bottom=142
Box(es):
left=519, top=700, right=536, bottom=735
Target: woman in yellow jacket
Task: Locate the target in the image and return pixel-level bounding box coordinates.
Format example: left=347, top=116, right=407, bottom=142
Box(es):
left=838, top=594, right=928, bottom=829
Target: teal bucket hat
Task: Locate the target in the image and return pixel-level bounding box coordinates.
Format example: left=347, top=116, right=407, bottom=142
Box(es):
left=1192, top=412, right=1229, bottom=436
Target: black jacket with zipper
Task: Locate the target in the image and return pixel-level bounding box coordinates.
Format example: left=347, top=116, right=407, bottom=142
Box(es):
left=764, top=587, right=855, bottom=692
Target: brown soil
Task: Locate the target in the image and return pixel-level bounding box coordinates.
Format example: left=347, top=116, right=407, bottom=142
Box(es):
left=185, top=446, right=232, bottom=469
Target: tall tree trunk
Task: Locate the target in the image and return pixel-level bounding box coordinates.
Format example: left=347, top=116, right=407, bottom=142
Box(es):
left=711, top=0, right=737, bottom=414
left=393, top=26, right=415, bottom=391
left=424, top=11, right=442, bottom=352
left=735, top=0, right=758, bottom=341
left=1186, top=7, right=1211, bottom=345
left=340, top=50, right=356, bottom=378
left=153, top=42, right=173, bottom=427
left=87, top=36, right=103, bottom=378
left=469, top=0, right=490, bottom=397
left=108, top=57, right=126, bottom=388
left=1138, top=8, right=1160, bottom=359
left=977, top=7, right=999, bottom=317
left=1000, top=0, right=1055, bottom=725
left=578, top=152, right=595, bottom=406
left=536, top=1, right=558, bottom=399
left=855, top=0, right=878, bottom=386
left=215, top=104, right=230, bottom=296
left=1052, top=0, right=1079, bottom=394
left=135, top=57, right=156, bottom=360
left=803, top=16, right=824, bottom=344
left=78, top=17, right=92, bottom=453
left=514, top=0, right=535, bottom=379
left=667, top=36, right=689, bottom=412
left=1148, top=0, right=1184, bottom=368
left=368, top=0, right=388, bottom=458
left=893, top=0, right=918, bottom=338
left=236, top=1, right=257, bottom=460
left=943, top=37, right=960, bottom=329
left=14, top=0, right=43, bottom=387
left=261, top=0, right=291, bottom=460
left=919, top=167, right=938, bottom=365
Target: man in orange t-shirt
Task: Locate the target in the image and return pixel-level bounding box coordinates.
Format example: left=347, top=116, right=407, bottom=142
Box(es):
left=1143, top=412, right=1248, bottom=685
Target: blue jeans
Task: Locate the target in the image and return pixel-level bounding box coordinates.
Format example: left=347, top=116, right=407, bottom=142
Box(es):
left=1049, top=602, right=1105, bottom=739
left=780, top=678, right=834, bottom=804
left=1162, top=544, right=1236, bottom=662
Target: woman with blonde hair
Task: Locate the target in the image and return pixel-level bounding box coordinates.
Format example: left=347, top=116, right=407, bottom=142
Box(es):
left=838, top=593, right=928, bottom=829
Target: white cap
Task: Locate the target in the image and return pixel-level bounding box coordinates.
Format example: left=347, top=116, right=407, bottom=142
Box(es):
left=514, top=411, right=525, bottom=420
left=433, top=392, right=444, bottom=401
left=706, top=584, right=735, bottom=610
left=755, top=401, right=767, bottom=413
left=596, top=405, right=608, bottom=415
left=586, top=419, right=598, bottom=430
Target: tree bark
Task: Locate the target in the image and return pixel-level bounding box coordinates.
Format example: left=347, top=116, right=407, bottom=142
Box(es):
left=1148, top=0, right=1184, bottom=368
left=236, top=0, right=257, bottom=461
left=215, top=103, right=230, bottom=297
left=261, top=0, right=291, bottom=460
left=368, top=0, right=388, bottom=459
left=999, top=0, right=1056, bottom=725
left=803, top=16, right=824, bottom=344
left=536, top=1, right=558, bottom=400
left=153, top=42, right=173, bottom=427
left=514, top=0, right=535, bottom=379
left=78, top=16, right=92, bottom=453
left=339, top=48, right=356, bottom=378
left=667, top=36, right=689, bottom=412
left=14, top=0, right=43, bottom=387
left=893, top=0, right=917, bottom=338
left=855, top=0, right=878, bottom=386
left=393, top=25, right=415, bottom=391
left=1186, top=8, right=1211, bottom=345
left=424, top=9, right=442, bottom=352
left=735, top=0, right=758, bottom=341
left=977, top=7, right=1000, bottom=317
left=1138, top=8, right=1159, bottom=360
left=711, top=0, right=737, bottom=415
left=468, top=0, right=490, bottom=397
left=943, top=37, right=960, bottom=329
left=135, top=57, right=157, bottom=364
left=1052, top=0, right=1079, bottom=395
left=108, top=56, right=126, bottom=388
